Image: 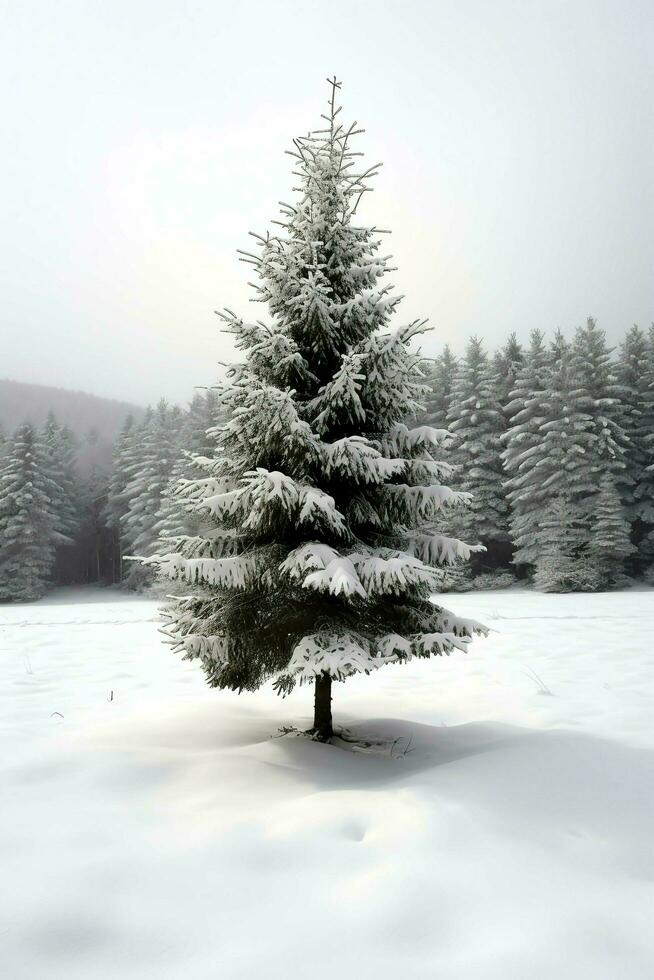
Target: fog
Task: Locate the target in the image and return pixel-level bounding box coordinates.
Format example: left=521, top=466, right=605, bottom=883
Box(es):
left=2, top=0, right=652, bottom=406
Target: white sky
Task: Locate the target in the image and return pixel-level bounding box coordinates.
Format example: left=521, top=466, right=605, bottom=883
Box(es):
left=2, top=0, right=652, bottom=406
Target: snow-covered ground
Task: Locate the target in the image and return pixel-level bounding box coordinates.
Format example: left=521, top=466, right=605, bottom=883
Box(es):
left=2, top=586, right=653, bottom=980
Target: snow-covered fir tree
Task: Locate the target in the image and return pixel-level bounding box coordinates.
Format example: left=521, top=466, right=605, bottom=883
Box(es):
left=123, top=401, right=180, bottom=587
left=105, top=414, right=140, bottom=583
left=567, top=317, right=632, bottom=582
left=421, top=345, right=458, bottom=429
left=0, top=423, right=57, bottom=600
left=141, top=78, right=485, bottom=740
left=527, top=321, right=632, bottom=590
left=615, top=325, right=650, bottom=507
left=151, top=455, right=197, bottom=544
left=41, top=412, right=79, bottom=544
left=150, top=393, right=225, bottom=550
left=533, top=496, right=589, bottom=592
left=527, top=331, right=593, bottom=588
left=586, top=473, right=635, bottom=588
left=620, top=324, right=654, bottom=565
left=184, top=394, right=213, bottom=458
left=502, top=328, right=551, bottom=570
left=493, top=332, right=524, bottom=408
left=568, top=317, right=630, bottom=503
left=447, top=336, right=509, bottom=561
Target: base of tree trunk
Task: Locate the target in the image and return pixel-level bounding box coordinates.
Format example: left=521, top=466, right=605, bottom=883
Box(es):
left=308, top=672, right=333, bottom=741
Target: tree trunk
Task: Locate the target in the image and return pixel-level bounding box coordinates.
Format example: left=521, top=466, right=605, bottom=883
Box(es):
left=312, top=672, right=333, bottom=741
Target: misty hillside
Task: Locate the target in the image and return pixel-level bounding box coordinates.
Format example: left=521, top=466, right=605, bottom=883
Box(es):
left=0, top=379, right=144, bottom=472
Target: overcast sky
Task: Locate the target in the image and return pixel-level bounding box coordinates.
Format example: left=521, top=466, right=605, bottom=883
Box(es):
left=2, top=0, right=652, bottom=407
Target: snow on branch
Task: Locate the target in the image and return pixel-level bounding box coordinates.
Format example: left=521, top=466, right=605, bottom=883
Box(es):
left=308, top=353, right=366, bottom=434
left=405, top=532, right=485, bottom=566
left=219, top=382, right=320, bottom=474
left=414, top=632, right=471, bottom=656
left=203, top=469, right=348, bottom=537
left=280, top=544, right=442, bottom=598
left=321, top=436, right=405, bottom=484
left=352, top=553, right=439, bottom=596
left=386, top=483, right=470, bottom=521
left=437, top=609, right=489, bottom=638
left=143, top=551, right=259, bottom=589
left=302, top=556, right=367, bottom=598
left=178, top=633, right=230, bottom=665
left=382, top=423, right=452, bottom=455
left=276, top=631, right=382, bottom=685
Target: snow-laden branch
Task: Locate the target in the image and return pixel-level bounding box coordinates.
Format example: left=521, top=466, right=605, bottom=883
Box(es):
left=404, top=532, right=485, bottom=566
left=321, top=436, right=405, bottom=484
left=203, top=469, right=348, bottom=537
left=382, top=423, right=452, bottom=456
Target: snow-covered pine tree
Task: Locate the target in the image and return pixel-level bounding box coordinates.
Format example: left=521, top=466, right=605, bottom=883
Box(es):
left=41, top=412, right=79, bottom=545
left=151, top=393, right=223, bottom=544
left=493, top=332, right=524, bottom=409
left=502, top=328, right=551, bottom=571
left=151, top=393, right=231, bottom=575
left=568, top=316, right=630, bottom=502
left=184, top=394, right=211, bottom=458
left=141, top=78, right=485, bottom=740
left=123, top=401, right=181, bottom=587
left=421, top=345, right=458, bottom=429
left=0, top=423, right=57, bottom=600
left=181, top=392, right=223, bottom=465
left=105, top=414, right=140, bottom=582
left=151, top=456, right=197, bottom=544
left=528, top=331, right=593, bottom=589
left=586, top=473, right=635, bottom=588
left=616, top=326, right=650, bottom=511
left=527, top=321, right=631, bottom=590
left=168, top=404, right=186, bottom=446
left=533, top=496, right=589, bottom=592
left=626, top=324, right=654, bottom=567
left=567, top=317, right=631, bottom=582
left=447, top=336, right=509, bottom=564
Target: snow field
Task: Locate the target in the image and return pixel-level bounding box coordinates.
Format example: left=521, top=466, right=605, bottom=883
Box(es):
left=1, top=586, right=654, bottom=979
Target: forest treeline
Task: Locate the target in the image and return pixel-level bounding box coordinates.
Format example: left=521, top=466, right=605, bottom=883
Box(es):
left=423, top=317, right=654, bottom=591
left=0, top=393, right=220, bottom=599
left=1, top=317, right=653, bottom=601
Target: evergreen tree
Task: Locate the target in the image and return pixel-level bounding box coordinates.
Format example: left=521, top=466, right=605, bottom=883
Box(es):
left=502, top=329, right=551, bottom=570
left=141, top=79, right=485, bottom=739
left=527, top=321, right=631, bottom=590
left=587, top=473, right=635, bottom=588
left=616, top=326, right=650, bottom=517
left=631, top=325, right=654, bottom=564
left=0, top=423, right=56, bottom=600
left=181, top=392, right=222, bottom=465
left=123, top=400, right=180, bottom=586
left=41, top=412, right=79, bottom=545
left=568, top=317, right=630, bottom=504
left=533, top=497, right=589, bottom=592
left=421, top=345, right=458, bottom=429
left=105, top=414, right=141, bottom=583
left=447, top=336, right=509, bottom=556
left=493, top=332, right=524, bottom=408
left=151, top=455, right=196, bottom=545
left=151, top=393, right=226, bottom=556
left=528, top=332, right=593, bottom=588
